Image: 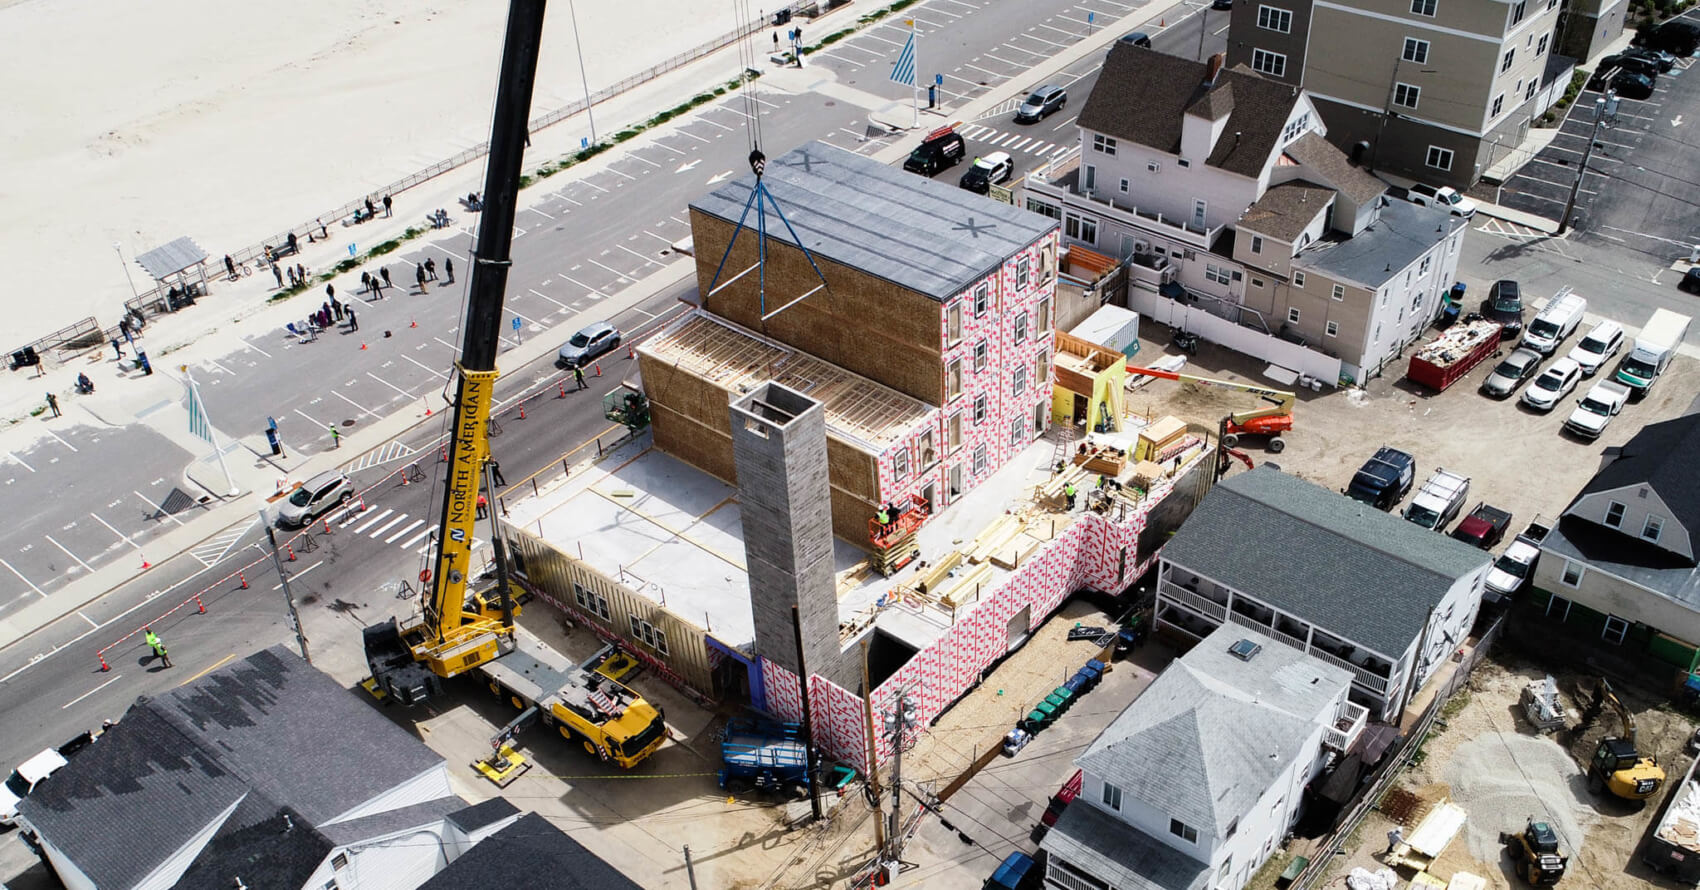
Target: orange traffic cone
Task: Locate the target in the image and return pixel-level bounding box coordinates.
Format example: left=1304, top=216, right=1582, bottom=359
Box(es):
left=360, top=341, right=368, bottom=350
left=140, top=554, right=151, bottom=570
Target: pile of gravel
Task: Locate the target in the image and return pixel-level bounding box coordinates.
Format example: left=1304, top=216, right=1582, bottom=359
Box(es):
left=1441, top=730, right=1592, bottom=861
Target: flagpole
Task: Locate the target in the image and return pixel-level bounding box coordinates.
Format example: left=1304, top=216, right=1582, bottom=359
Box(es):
left=184, top=366, right=240, bottom=497
left=910, top=19, right=920, bottom=128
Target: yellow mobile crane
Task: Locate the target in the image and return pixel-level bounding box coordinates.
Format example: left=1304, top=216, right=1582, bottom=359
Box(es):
left=361, top=0, right=667, bottom=775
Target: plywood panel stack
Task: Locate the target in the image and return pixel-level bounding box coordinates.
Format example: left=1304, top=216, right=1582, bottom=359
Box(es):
left=1134, top=415, right=1188, bottom=462
left=967, top=515, right=1026, bottom=564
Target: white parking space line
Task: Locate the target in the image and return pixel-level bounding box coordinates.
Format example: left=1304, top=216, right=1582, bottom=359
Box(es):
left=44, top=428, right=78, bottom=453
left=293, top=407, right=327, bottom=430
left=998, top=43, right=1046, bottom=59
left=983, top=52, right=1026, bottom=67
left=645, top=230, right=678, bottom=247
left=1036, top=21, right=1076, bottom=37
left=134, top=490, right=186, bottom=526
left=964, top=62, right=1003, bottom=78
left=587, top=258, right=631, bottom=280
left=62, top=674, right=122, bottom=710
left=697, top=116, right=735, bottom=132
left=617, top=244, right=663, bottom=267
left=862, top=31, right=905, bottom=47
left=89, top=513, right=139, bottom=550
left=365, top=372, right=415, bottom=400
left=1023, top=31, right=1071, bottom=49
left=332, top=390, right=381, bottom=421
left=1055, top=13, right=1090, bottom=26
left=934, top=0, right=977, bottom=8
left=5, top=451, right=34, bottom=472
left=77, top=612, right=98, bottom=629
left=369, top=515, right=408, bottom=538
left=400, top=354, right=451, bottom=379
left=675, top=128, right=712, bottom=144
left=625, top=154, right=662, bottom=168
left=45, top=535, right=94, bottom=572
left=0, top=557, right=45, bottom=597
left=604, top=166, right=636, bottom=181
left=522, top=206, right=555, bottom=219
left=352, top=508, right=394, bottom=534
left=242, top=340, right=273, bottom=358
left=386, top=519, right=426, bottom=544
left=273, top=560, right=321, bottom=590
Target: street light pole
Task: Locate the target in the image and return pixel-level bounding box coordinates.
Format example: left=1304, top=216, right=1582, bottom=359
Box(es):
left=261, top=509, right=311, bottom=663
left=1558, top=95, right=1607, bottom=236
left=113, top=241, right=139, bottom=298
left=566, top=0, right=598, bottom=146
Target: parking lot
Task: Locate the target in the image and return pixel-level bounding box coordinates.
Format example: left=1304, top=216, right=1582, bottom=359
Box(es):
left=1498, top=20, right=1700, bottom=262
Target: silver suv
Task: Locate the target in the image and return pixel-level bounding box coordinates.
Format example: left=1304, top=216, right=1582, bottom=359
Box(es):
left=277, top=470, right=353, bottom=528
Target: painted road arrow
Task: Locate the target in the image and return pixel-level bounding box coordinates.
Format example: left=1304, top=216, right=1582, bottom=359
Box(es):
left=676, top=159, right=701, bottom=173
left=707, top=170, right=733, bottom=184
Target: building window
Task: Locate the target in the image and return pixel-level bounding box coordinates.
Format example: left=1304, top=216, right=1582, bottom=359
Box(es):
left=1411, top=0, right=1436, bottom=16
left=972, top=443, right=988, bottom=475
left=1537, top=34, right=1548, bottom=55
left=1037, top=297, right=1052, bottom=332
left=1374, top=323, right=1382, bottom=343
left=1526, top=80, right=1538, bottom=100
left=332, top=853, right=350, bottom=870
left=974, top=284, right=990, bottom=316
left=1326, top=320, right=1339, bottom=337
left=1014, top=312, right=1029, bottom=345
left=1083, top=164, right=1096, bottom=191
left=1205, top=263, right=1233, bottom=285
left=1602, top=615, right=1630, bottom=645
left=1331, top=283, right=1345, bottom=301
left=1257, top=5, right=1293, bottom=32
left=1102, top=782, right=1123, bottom=811
left=1490, top=93, right=1505, bottom=118
left=949, top=412, right=962, bottom=450
left=1547, top=594, right=1572, bottom=620
left=1025, top=197, right=1061, bottom=220
left=1250, top=235, right=1264, bottom=254
left=973, top=393, right=988, bottom=424
left=1036, top=348, right=1051, bottom=385
left=1294, top=271, right=1306, bottom=287
left=1251, top=48, right=1287, bottom=77
left=1170, top=818, right=1200, bottom=843
left=1419, top=256, right=1431, bottom=275
left=1092, top=133, right=1117, bottom=155
left=1501, top=49, right=1515, bottom=73
left=1394, top=83, right=1420, bottom=109
left=1281, top=112, right=1312, bottom=143
left=1425, top=146, right=1454, bottom=171
left=1013, top=367, right=1027, bottom=397
left=1561, top=560, right=1584, bottom=587
left=948, top=358, right=963, bottom=399
left=973, top=339, right=989, bottom=372
left=1644, top=515, right=1664, bottom=542
left=1510, top=0, right=1527, bottom=24
left=1017, top=258, right=1031, bottom=290
left=947, top=301, right=963, bottom=345
left=1403, top=37, right=1430, bottom=63
left=573, top=582, right=611, bottom=621
left=1604, top=501, right=1625, bottom=528
left=1011, top=416, right=1025, bottom=445
left=1178, top=158, right=1191, bottom=168
left=1064, top=213, right=1098, bottom=244
left=1251, top=277, right=1265, bottom=288
left=1287, top=307, right=1301, bottom=323
left=629, top=616, right=669, bottom=655
left=893, top=447, right=909, bottom=481
left=1119, top=178, right=1130, bottom=193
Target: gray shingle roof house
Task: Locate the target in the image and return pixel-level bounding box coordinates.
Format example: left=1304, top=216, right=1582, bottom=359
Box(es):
left=1155, top=467, right=1490, bottom=721
left=1042, top=626, right=1352, bottom=890
left=418, top=812, right=643, bottom=890
left=1534, top=412, right=1700, bottom=666
left=18, top=646, right=479, bottom=890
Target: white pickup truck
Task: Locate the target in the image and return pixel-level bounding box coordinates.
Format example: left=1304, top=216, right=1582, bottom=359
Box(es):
left=1564, top=379, right=1631, bottom=440
left=1403, top=468, right=1470, bottom=532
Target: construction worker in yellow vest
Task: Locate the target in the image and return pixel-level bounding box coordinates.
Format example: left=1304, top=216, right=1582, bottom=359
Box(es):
left=144, top=628, right=172, bottom=668
left=1064, top=482, right=1077, bottom=510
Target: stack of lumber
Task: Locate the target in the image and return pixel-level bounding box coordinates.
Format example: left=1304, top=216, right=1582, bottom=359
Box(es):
left=990, top=533, right=1045, bottom=570
left=967, top=515, right=1026, bottom=564
left=913, top=551, right=965, bottom=595
left=1036, top=463, right=1092, bottom=508
left=1134, top=415, right=1188, bottom=461
left=937, top=563, right=995, bottom=609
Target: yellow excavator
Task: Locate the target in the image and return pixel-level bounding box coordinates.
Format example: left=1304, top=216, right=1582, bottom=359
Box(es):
left=1125, top=366, right=1295, bottom=453
left=360, top=0, right=667, bottom=777
left=1581, top=678, right=1665, bottom=800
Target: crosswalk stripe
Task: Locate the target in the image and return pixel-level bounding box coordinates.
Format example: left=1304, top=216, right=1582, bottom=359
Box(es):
left=401, top=527, right=435, bottom=550
left=386, top=519, right=426, bottom=544
left=996, top=133, right=1020, bottom=147
left=351, top=508, right=393, bottom=534
left=1051, top=145, right=1070, bottom=157
left=369, top=515, right=408, bottom=538
left=964, top=125, right=990, bottom=138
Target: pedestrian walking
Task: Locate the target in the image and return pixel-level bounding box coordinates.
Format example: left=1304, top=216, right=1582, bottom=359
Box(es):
left=325, top=283, right=335, bottom=302
left=287, top=267, right=298, bottom=288
left=361, top=271, right=371, bottom=293
left=272, top=262, right=283, bottom=288
left=331, top=296, right=343, bottom=321
left=476, top=493, right=488, bottom=519
left=416, top=264, right=428, bottom=293
left=383, top=194, right=393, bottom=217
left=365, top=196, right=376, bottom=218
left=380, top=267, right=392, bottom=289
left=295, top=263, right=306, bottom=285
left=321, top=301, right=333, bottom=325
left=45, top=392, right=59, bottom=418
left=287, top=232, right=299, bottom=254
left=425, top=257, right=437, bottom=281
left=573, top=364, right=586, bottom=391
left=119, top=317, right=133, bottom=343
left=224, top=254, right=237, bottom=280
left=489, top=459, right=505, bottom=486
left=329, top=425, right=342, bottom=449
left=347, top=306, right=358, bottom=332
left=317, top=218, right=327, bottom=239
left=111, top=338, right=125, bottom=360
left=444, top=257, right=454, bottom=284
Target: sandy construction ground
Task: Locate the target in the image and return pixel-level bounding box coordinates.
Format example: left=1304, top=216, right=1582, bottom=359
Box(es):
left=0, top=0, right=737, bottom=342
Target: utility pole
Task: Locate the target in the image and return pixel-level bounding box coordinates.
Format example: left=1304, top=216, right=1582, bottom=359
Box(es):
left=565, top=0, right=597, bottom=146
left=261, top=509, right=311, bottom=663
left=884, top=692, right=917, bottom=862
left=1558, top=95, right=1608, bottom=236
left=791, top=605, right=824, bottom=821
left=861, top=641, right=887, bottom=855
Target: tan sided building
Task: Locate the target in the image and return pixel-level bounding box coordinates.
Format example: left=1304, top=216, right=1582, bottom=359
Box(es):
left=1227, top=0, right=1570, bottom=188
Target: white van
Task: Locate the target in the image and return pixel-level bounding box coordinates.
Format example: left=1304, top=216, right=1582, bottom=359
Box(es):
left=1521, top=290, right=1587, bottom=355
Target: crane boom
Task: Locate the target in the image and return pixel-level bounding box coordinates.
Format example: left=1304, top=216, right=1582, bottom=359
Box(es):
left=364, top=0, right=545, bottom=699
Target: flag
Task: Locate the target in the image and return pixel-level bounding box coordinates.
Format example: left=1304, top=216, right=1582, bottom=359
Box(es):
left=186, top=378, right=213, bottom=444
left=890, top=31, right=917, bottom=87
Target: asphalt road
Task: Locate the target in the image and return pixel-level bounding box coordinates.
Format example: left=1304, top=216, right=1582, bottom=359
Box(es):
left=0, top=0, right=1160, bottom=610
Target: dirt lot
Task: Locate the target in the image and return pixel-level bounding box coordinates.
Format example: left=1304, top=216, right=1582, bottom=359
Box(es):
left=1329, top=655, right=1696, bottom=889
left=1124, top=333, right=1700, bottom=534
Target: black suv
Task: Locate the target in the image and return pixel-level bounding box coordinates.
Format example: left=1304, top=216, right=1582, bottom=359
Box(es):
left=903, top=128, right=966, bottom=177
left=1482, top=279, right=1525, bottom=339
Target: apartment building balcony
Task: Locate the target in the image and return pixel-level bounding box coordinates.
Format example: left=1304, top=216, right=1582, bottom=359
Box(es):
left=1323, top=700, right=1370, bottom=753
left=1308, top=647, right=1392, bottom=694
left=1024, top=147, right=1220, bottom=249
